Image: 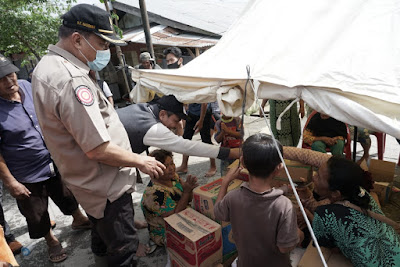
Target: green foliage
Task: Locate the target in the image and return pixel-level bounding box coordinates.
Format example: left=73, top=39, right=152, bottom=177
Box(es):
left=0, top=0, right=74, bottom=63
left=0, top=0, right=123, bottom=64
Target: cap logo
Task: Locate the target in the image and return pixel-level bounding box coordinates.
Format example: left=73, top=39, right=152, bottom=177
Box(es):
left=77, top=21, right=95, bottom=29
left=75, top=85, right=94, bottom=106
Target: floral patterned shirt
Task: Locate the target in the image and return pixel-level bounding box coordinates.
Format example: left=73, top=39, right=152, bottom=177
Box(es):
left=141, top=174, right=183, bottom=246
left=313, top=195, right=400, bottom=267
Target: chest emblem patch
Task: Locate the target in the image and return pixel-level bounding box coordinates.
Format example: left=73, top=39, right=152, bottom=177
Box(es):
left=75, top=85, right=94, bottom=106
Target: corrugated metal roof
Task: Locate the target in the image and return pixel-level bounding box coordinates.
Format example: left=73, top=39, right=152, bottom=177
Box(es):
left=122, top=25, right=219, bottom=48
left=114, top=0, right=249, bottom=36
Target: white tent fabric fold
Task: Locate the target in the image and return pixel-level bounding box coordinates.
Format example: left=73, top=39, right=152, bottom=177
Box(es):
left=130, top=0, right=400, bottom=138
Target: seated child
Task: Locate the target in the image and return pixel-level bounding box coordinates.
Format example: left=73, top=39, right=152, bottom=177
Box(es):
left=214, top=114, right=242, bottom=176
left=141, top=150, right=198, bottom=246
left=303, top=112, right=347, bottom=156
left=214, top=133, right=303, bottom=267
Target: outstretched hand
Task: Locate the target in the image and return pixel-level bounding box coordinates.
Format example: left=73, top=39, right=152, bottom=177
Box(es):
left=138, top=156, right=166, bottom=179
left=193, top=120, right=204, bottom=134
left=182, top=175, right=198, bottom=193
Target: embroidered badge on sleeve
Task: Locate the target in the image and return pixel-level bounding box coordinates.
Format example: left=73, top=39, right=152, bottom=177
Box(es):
left=75, top=85, right=94, bottom=106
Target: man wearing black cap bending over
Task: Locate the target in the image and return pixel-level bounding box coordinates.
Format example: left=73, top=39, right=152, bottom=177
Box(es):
left=117, top=95, right=239, bottom=162
left=32, top=4, right=165, bottom=266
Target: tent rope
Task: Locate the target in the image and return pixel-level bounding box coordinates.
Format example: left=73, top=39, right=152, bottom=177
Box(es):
left=276, top=98, right=300, bottom=131
left=243, top=67, right=328, bottom=267
left=238, top=66, right=251, bottom=167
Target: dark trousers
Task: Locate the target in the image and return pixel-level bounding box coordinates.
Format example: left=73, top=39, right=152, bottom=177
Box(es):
left=0, top=202, right=15, bottom=243
left=183, top=111, right=212, bottom=144
left=88, top=193, right=138, bottom=267
left=0, top=181, right=15, bottom=243
left=16, top=173, right=79, bottom=238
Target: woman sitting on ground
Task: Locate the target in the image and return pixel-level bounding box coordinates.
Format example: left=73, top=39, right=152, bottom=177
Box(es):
left=284, top=147, right=400, bottom=267
left=141, top=149, right=198, bottom=246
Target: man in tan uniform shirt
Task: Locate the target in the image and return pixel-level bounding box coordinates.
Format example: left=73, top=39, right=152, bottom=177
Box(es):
left=32, top=4, right=165, bottom=266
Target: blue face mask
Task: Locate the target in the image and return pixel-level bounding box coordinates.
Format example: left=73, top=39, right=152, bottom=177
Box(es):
left=79, top=36, right=110, bottom=71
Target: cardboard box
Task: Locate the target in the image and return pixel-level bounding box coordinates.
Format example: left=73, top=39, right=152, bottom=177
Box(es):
left=193, top=178, right=243, bottom=222
left=216, top=251, right=238, bottom=267
left=169, top=253, right=187, bottom=267
left=362, top=159, right=396, bottom=204
left=275, top=159, right=313, bottom=183
left=228, top=159, right=312, bottom=183
left=165, top=208, right=222, bottom=267
left=221, top=222, right=236, bottom=263
left=298, top=242, right=353, bottom=267
left=192, top=178, right=241, bottom=262
left=369, top=159, right=396, bottom=183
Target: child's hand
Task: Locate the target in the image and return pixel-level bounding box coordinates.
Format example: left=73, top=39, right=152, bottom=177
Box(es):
left=182, top=175, right=198, bottom=193
left=221, top=123, right=228, bottom=133
left=223, top=166, right=243, bottom=184
left=296, top=186, right=313, bottom=200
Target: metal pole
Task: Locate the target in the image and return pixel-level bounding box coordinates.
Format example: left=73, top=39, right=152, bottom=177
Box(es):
left=353, top=126, right=358, bottom=161
left=139, top=0, right=155, bottom=59
left=103, top=0, right=131, bottom=94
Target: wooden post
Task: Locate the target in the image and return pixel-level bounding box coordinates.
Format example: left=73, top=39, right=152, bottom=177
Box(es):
left=139, top=0, right=155, bottom=60
left=103, top=0, right=131, bottom=94
left=186, top=48, right=195, bottom=59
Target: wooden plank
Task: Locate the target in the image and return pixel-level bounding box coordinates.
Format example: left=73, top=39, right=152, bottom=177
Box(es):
left=186, top=48, right=196, bottom=59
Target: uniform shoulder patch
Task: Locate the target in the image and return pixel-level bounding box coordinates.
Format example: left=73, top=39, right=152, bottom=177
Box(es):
left=75, top=85, right=94, bottom=106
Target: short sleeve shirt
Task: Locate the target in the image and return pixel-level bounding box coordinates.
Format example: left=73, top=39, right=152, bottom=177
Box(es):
left=32, top=45, right=135, bottom=219
left=0, top=80, right=53, bottom=183
left=214, top=183, right=299, bottom=267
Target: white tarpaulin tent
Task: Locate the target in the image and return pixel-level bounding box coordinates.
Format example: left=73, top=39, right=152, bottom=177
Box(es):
left=130, top=0, right=400, bottom=139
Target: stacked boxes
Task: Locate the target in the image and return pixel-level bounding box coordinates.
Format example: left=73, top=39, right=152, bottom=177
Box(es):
left=164, top=208, right=222, bottom=267
left=192, top=178, right=243, bottom=262
left=368, top=159, right=396, bottom=204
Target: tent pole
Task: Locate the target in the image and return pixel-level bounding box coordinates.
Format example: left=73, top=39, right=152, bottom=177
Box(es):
left=353, top=126, right=358, bottom=161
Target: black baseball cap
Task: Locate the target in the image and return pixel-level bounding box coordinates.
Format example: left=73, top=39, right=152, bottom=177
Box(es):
left=62, top=4, right=127, bottom=46
left=157, top=95, right=188, bottom=120
left=0, top=54, right=19, bottom=79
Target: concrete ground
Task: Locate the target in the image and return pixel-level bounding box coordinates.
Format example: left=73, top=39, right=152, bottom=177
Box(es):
left=3, top=112, right=400, bottom=267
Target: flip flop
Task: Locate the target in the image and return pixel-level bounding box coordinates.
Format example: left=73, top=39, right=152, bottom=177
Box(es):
left=48, top=243, right=67, bottom=263
left=134, top=220, right=148, bottom=229
left=8, top=240, right=23, bottom=255
left=148, top=240, right=157, bottom=255
left=50, top=220, right=56, bottom=229
left=71, top=220, right=92, bottom=230
left=204, top=170, right=217, bottom=177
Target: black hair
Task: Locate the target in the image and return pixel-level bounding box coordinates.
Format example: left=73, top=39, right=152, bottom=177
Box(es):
left=163, top=47, right=182, bottom=58
left=242, top=133, right=282, bottom=178
left=58, top=25, right=91, bottom=39
left=149, top=149, right=173, bottom=164
left=327, top=157, right=373, bottom=210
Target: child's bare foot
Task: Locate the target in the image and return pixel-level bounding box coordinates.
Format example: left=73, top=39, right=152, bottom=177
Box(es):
left=136, top=243, right=150, bottom=257
left=176, top=166, right=188, bottom=174
left=205, top=168, right=217, bottom=177
left=134, top=220, right=148, bottom=229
